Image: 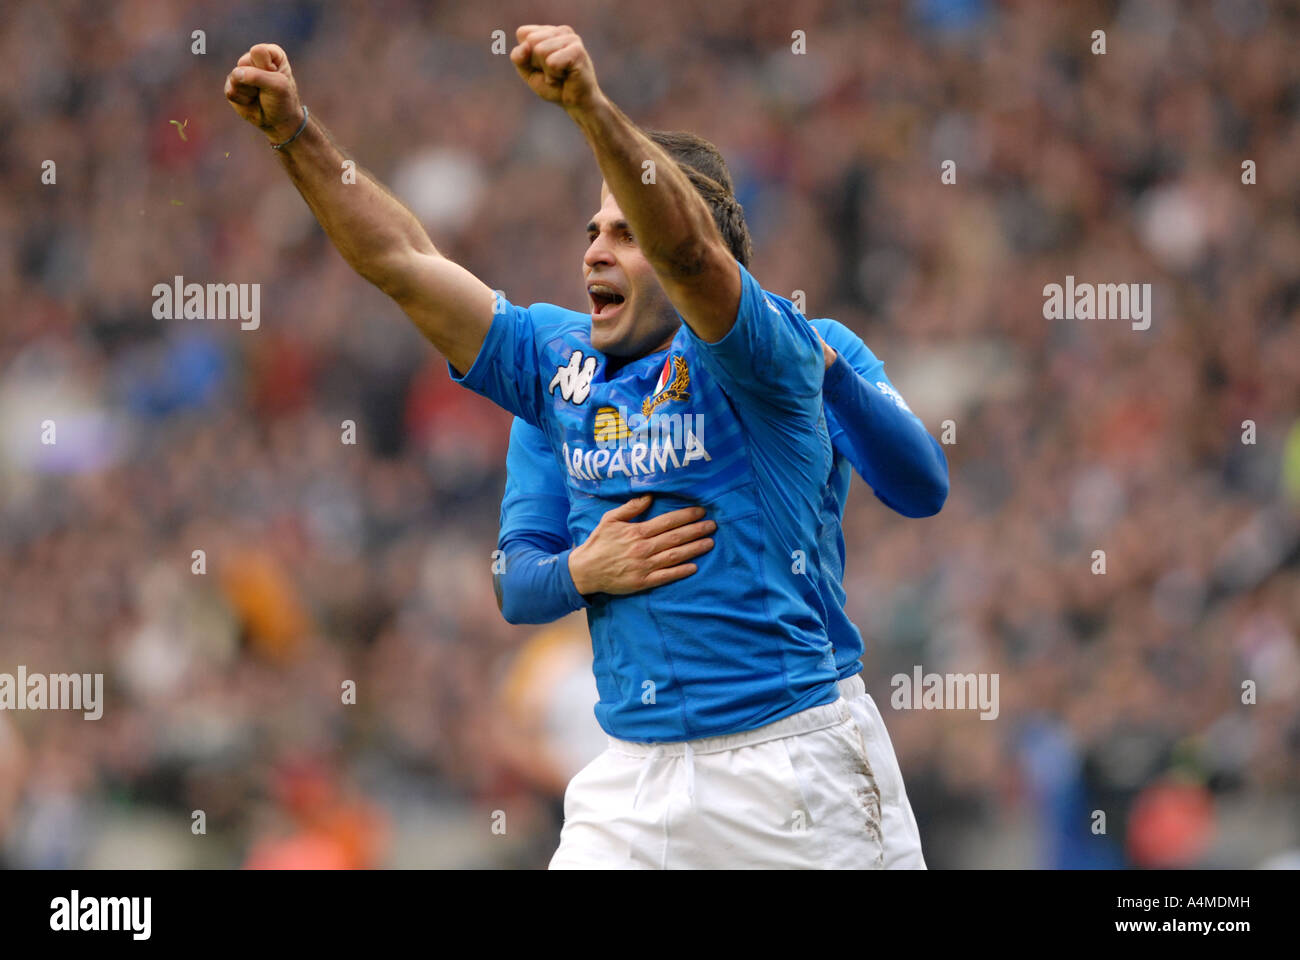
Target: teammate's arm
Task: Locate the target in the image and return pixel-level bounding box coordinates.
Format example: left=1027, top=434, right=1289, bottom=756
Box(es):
left=224, top=44, right=496, bottom=374
left=494, top=421, right=718, bottom=624
left=814, top=319, right=949, bottom=518
left=497, top=533, right=587, bottom=625
left=510, top=25, right=740, bottom=343
left=495, top=419, right=588, bottom=624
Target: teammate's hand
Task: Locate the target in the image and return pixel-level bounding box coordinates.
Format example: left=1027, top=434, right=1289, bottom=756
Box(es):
left=510, top=25, right=604, bottom=113
left=224, top=43, right=305, bottom=144
left=568, top=496, right=715, bottom=596
left=813, top=328, right=837, bottom=369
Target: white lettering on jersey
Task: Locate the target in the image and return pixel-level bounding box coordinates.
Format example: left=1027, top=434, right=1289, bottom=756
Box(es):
left=874, top=381, right=913, bottom=413
left=630, top=443, right=649, bottom=475
left=565, top=434, right=712, bottom=481
left=649, top=442, right=681, bottom=473
left=549, top=350, right=598, bottom=404
left=682, top=430, right=712, bottom=465
left=607, top=447, right=631, bottom=477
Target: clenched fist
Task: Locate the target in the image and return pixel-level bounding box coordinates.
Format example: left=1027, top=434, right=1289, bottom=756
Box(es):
left=510, top=25, right=604, bottom=113
left=224, top=43, right=305, bottom=144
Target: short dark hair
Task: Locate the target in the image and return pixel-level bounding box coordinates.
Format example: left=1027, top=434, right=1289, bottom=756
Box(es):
left=645, top=129, right=754, bottom=268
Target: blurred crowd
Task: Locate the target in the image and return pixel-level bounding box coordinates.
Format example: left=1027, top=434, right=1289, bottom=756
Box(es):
left=1, top=0, right=1298, bottom=869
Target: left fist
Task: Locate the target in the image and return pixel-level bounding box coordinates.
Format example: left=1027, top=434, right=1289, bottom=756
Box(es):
left=510, top=25, right=602, bottom=112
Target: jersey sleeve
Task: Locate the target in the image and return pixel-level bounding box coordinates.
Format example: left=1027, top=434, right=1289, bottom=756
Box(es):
left=812, top=317, right=949, bottom=518
left=494, top=418, right=589, bottom=625
left=815, top=317, right=885, bottom=390
left=494, top=537, right=590, bottom=625
left=447, top=294, right=549, bottom=429
left=681, top=260, right=824, bottom=413
left=498, top=418, right=569, bottom=545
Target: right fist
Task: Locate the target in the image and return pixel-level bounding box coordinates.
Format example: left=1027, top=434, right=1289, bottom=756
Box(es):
left=224, top=43, right=303, bottom=143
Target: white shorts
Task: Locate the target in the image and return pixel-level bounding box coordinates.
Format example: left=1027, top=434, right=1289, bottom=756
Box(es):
left=838, top=674, right=926, bottom=869
left=549, top=697, right=886, bottom=869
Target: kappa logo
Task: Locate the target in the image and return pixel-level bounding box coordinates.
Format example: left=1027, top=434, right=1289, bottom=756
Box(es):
left=549, top=350, right=599, bottom=405
left=642, top=355, right=690, bottom=417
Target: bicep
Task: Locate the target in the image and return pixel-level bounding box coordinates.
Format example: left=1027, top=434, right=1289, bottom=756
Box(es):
left=384, top=251, right=499, bottom=374
left=687, top=262, right=824, bottom=413
left=653, top=239, right=742, bottom=344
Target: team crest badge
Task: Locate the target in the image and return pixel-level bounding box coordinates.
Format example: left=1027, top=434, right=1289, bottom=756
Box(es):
left=642, top=355, right=690, bottom=417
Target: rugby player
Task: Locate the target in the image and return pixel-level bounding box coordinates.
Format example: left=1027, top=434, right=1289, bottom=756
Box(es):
left=225, top=25, right=942, bottom=868
left=494, top=135, right=947, bottom=868
left=497, top=318, right=945, bottom=872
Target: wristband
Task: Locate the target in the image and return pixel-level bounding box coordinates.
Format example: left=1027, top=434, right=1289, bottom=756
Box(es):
left=270, top=106, right=309, bottom=150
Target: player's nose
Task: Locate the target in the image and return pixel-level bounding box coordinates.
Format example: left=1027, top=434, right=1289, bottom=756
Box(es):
left=583, top=234, right=615, bottom=269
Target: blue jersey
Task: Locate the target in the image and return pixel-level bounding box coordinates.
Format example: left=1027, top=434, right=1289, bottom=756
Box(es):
left=497, top=318, right=890, bottom=681
left=454, top=261, right=839, bottom=742
left=808, top=318, right=876, bottom=679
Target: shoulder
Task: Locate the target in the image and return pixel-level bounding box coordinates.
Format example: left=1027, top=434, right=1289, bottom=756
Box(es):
left=721, top=260, right=799, bottom=327
left=809, top=317, right=872, bottom=354
left=809, top=316, right=881, bottom=370
left=746, top=268, right=795, bottom=318
left=509, top=415, right=550, bottom=449
left=522, top=301, right=591, bottom=340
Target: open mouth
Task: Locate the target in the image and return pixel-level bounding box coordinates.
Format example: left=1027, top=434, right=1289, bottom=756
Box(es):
left=588, top=282, right=627, bottom=320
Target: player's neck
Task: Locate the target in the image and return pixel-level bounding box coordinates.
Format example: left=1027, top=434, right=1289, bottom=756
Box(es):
left=605, top=330, right=676, bottom=377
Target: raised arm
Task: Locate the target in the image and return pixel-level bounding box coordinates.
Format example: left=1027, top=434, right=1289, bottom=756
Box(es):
left=510, top=25, right=740, bottom=343
left=224, top=43, right=496, bottom=373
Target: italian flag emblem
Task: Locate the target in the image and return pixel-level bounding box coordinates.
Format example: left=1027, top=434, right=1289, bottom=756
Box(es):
left=652, top=354, right=674, bottom=396
left=642, top=355, right=691, bottom=417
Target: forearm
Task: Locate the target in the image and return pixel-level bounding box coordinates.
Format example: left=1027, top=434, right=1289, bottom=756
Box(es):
left=569, top=97, right=721, bottom=282
left=495, top=538, right=589, bottom=625
left=823, top=354, right=949, bottom=517
left=511, top=25, right=738, bottom=339
left=227, top=47, right=494, bottom=371
left=271, top=115, right=437, bottom=293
